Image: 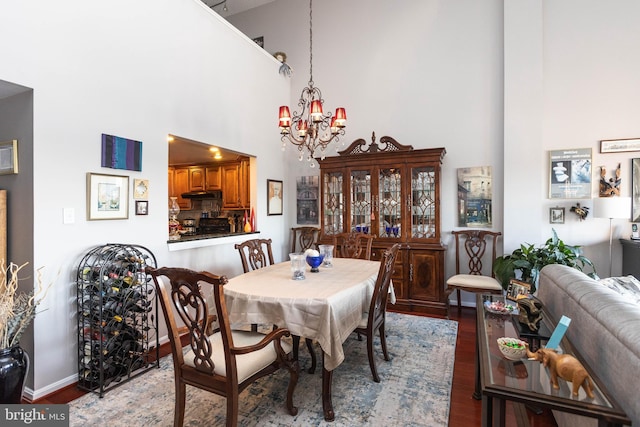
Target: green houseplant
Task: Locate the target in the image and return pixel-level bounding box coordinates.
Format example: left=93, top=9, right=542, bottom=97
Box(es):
left=493, top=229, right=597, bottom=293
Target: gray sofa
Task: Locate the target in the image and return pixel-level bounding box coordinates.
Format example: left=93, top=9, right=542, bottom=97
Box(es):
left=537, top=264, right=640, bottom=426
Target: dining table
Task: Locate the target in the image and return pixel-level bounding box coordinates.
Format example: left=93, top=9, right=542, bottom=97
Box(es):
left=223, top=257, right=390, bottom=421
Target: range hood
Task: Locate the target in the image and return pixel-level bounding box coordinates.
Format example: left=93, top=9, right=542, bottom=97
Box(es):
left=181, top=190, right=222, bottom=199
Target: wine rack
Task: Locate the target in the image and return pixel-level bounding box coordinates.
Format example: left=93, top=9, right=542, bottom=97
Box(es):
left=76, top=243, right=159, bottom=396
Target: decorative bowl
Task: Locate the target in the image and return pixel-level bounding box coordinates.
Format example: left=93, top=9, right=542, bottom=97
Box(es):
left=497, top=337, right=527, bottom=360
left=306, top=255, right=324, bottom=272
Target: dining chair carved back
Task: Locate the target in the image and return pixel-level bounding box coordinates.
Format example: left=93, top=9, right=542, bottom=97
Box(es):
left=290, top=226, right=320, bottom=253
left=332, top=232, right=374, bottom=260
left=235, top=238, right=275, bottom=273
left=235, top=236, right=316, bottom=369
left=146, top=266, right=299, bottom=427
left=445, top=230, right=503, bottom=318
left=353, top=243, right=401, bottom=382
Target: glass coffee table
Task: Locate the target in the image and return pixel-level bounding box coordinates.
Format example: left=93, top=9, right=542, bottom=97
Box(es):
left=475, top=294, right=630, bottom=427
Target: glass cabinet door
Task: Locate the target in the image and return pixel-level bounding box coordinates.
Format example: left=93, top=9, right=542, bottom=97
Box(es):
left=350, top=170, right=372, bottom=233
left=411, top=165, right=437, bottom=239
left=322, top=171, right=344, bottom=235
left=378, top=167, right=402, bottom=238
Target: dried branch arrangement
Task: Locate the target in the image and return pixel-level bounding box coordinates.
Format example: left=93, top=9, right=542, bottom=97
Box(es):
left=0, top=261, right=49, bottom=349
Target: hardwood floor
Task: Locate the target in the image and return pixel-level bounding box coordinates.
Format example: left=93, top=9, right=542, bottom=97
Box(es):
left=32, top=307, right=557, bottom=426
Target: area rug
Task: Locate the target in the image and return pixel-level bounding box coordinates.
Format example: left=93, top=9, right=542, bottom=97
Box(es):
left=69, top=312, right=458, bottom=426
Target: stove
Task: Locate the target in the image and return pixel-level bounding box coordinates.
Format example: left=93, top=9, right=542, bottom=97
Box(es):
left=198, top=217, right=231, bottom=235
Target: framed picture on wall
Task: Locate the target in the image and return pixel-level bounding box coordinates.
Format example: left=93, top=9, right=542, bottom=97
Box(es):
left=135, top=200, right=148, bottom=215
left=549, top=207, right=565, bottom=224
left=549, top=148, right=592, bottom=199
left=633, top=158, right=640, bottom=223
left=600, top=138, right=640, bottom=153
left=0, top=140, right=18, bottom=175
left=267, top=179, right=283, bottom=215
left=87, top=173, right=129, bottom=220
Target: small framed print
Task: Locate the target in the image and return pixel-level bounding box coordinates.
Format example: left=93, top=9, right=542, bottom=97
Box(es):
left=549, top=207, right=565, bottom=224
left=267, top=179, right=283, bottom=215
left=87, top=172, right=129, bottom=220
left=506, top=279, right=531, bottom=301
left=0, top=140, right=18, bottom=175
left=600, top=138, right=640, bottom=153
left=133, top=178, right=149, bottom=200
left=135, top=200, right=148, bottom=215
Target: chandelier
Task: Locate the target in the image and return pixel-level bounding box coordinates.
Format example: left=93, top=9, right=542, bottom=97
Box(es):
left=278, top=0, right=346, bottom=167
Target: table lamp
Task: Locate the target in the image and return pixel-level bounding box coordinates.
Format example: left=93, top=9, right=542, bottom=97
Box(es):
left=593, top=196, right=631, bottom=277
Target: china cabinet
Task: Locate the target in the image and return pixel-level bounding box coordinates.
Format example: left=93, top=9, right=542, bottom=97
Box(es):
left=76, top=243, right=159, bottom=396
left=318, top=133, right=447, bottom=315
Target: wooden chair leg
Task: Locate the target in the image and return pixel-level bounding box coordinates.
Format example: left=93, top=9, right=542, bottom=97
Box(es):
left=379, top=323, right=390, bottom=361
left=366, top=331, right=380, bottom=383
left=226, top=390, right=238, bottom=427
left=456, top=289, right=462, bottom=312
left=176, top=381, right=186, bottom=427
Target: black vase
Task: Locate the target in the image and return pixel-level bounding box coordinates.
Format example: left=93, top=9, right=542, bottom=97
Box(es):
left=0, top=346, right=29, bottom=403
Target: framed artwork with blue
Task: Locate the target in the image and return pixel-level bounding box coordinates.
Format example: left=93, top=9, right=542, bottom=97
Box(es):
left=101, top=133, right=142, bottom=171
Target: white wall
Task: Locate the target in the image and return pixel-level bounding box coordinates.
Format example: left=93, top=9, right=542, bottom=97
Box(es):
left=231, top=0, right=640, bottom=294
left=230, top=0, right=505, bottom=283
left=0, top=0, right=290, bottom=398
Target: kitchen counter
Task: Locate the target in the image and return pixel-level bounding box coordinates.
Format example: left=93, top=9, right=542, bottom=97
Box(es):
left=166, top=231, right=260, bottom=251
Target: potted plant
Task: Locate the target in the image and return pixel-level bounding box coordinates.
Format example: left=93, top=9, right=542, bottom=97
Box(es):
left=493, top=229, right=597, bottom=293
left=0, top=261, right=49, bottom=403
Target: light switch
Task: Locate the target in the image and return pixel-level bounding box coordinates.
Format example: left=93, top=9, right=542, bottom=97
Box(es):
left=63, top=207, right=75, bottom=224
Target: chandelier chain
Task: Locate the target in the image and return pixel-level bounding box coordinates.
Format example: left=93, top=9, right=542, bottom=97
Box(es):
left=309, top=0, right=313, bottom=86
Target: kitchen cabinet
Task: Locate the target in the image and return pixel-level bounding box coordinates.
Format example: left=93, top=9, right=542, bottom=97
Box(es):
left=170, top=167, right=191, bottom=210
left=221, top=160, right=249, bottom=209
left=189, top=167, right=205, bottom=191
left=318, top=133, right=447, bottom=315
left=169, top=160, right=249, bottom=211
left=205, top=166, right=221, bottom=190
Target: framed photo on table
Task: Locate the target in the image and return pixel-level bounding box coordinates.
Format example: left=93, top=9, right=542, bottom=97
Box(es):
left=506, top=279, right=531, bottom=301
left=267, top=179, right=283, bottom=215
left=87, top=172, right=129, bottom=220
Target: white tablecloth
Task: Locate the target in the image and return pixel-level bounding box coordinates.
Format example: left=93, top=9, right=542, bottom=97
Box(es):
left=224, top=258, right=385, bottom=371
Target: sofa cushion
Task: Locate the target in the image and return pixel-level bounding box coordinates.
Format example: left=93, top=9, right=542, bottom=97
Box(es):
left=597, top=275, right=640, bottom=304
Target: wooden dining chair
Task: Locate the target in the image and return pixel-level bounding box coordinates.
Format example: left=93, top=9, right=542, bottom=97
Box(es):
left=146, top=266, right=299, bottom=427
left=353, top=243, right=401, bottom=383
left=290, top=226, right=320, bottom=253
left=235, top=236, right=317, bottom=373
left=445, top=230, right=503, bottom=318
left=332, top=231, right=374, bottom=260
left=234, top=238, right=275, bottom=273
